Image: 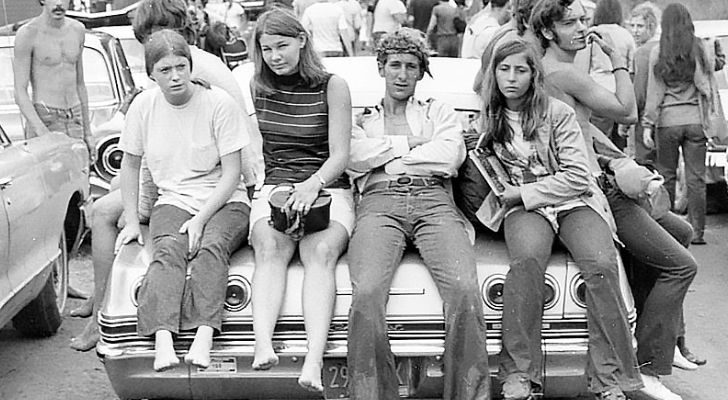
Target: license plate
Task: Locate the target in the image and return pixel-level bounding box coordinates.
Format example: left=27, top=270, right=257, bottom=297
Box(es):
left=197, top=357, right=237, bottom=373
left=707, top=151, right=727, bottom=167
left=323, top=358, right=412, bottom=399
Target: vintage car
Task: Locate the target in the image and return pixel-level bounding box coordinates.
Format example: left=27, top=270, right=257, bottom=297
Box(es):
left=96, top=57, right=637, bottom=399
left=0, top=121, right=91, bottom=337
left=0, top=28, right=137, bottom=198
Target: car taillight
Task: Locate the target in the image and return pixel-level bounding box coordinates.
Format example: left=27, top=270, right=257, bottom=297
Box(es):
left=131, top=278, right=143, bottom=307
left=543, top=280, right=557, bottom=310
left=224, top=275, right=252, bottom=312
left=482, top=276, right=505, bottom=310
left=93, top=135, right=123, bottom=182
left=570, top=275, right=587, bottom=308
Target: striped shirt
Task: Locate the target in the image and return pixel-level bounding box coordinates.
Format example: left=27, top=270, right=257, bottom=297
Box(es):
left=254, top=73, right=349, bottom=188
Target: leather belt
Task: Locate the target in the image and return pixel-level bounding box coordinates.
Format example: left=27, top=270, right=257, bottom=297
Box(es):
left=363, top=176, right=444, bottom=194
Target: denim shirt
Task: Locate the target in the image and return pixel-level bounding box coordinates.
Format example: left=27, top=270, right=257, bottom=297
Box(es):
left=347, top=96, right=466, bottom=193
left=477, top=98, right=618, bottom=237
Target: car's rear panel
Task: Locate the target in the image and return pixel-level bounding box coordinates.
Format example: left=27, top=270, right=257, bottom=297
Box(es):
left=98, top=227, right=636, bottom=399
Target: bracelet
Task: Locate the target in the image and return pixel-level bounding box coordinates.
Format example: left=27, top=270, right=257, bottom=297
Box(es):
left=612, top=66, right=629, bottom=73
left=313, top=172, right=327, bottom=187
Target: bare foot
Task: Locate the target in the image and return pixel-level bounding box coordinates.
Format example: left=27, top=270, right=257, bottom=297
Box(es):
left=184, top=326, right=214, bottom=369
left=252, top=344, right=279, bottom=370
left=67, top=285, right=89, bottom=300
left=153, top=330, right=180, bottom=372
left=70, top=296, right=94, bottom=318
left=297, top=359, right=323, bottom=393
left=70, top=318, right=99, bottom=351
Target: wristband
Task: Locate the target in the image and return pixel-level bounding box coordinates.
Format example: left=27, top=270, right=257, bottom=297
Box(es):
left=313, top=172, right=327, bottom=187
left=612, top=66, right=629, bottom=73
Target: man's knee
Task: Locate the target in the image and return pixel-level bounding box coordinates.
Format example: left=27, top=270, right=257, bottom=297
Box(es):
left=92, top=190, right=123, bottom=228
left=300, top=239, right=340, bottom=267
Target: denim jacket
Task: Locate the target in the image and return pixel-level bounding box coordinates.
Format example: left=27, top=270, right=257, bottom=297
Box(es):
left=347, top=96, right=466, bottom=192
left=477, top=98, right=618, bottom=236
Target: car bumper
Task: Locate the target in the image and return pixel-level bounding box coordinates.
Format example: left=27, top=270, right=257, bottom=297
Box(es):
left=98, top=338, right=591, bottom=399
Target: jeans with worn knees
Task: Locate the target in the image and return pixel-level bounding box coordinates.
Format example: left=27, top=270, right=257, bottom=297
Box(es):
left=655, top=124, right=707, bottom=237
left=137, top=203, right=250, bottom=336
left=499, top=207, right=642, bottom=394
left=603, top=188, right=697, bottom=376
left=347, top=186, right=490, bottom=400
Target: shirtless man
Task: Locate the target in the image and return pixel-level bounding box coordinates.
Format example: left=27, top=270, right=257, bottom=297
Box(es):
left=13, top=0, right=93, bottom=155
left=531, top=1, right=698, bottom=399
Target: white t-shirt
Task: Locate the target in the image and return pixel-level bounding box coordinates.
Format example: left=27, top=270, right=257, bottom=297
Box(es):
left=301, top=2, right=349, bottom=53
left=205, top=1, right=246, bottom=35
left=372, top=0, right=407, bottom=34
left=461, top=12, right=499, bottom=59
left=121, top=84, right=249, bottom=214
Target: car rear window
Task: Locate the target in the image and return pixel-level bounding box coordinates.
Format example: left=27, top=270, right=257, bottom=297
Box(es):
left=119, top=37, right=145, bottom=77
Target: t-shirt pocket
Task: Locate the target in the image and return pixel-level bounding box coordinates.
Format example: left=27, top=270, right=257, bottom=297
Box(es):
left=189, top=143, right=220, bottom=172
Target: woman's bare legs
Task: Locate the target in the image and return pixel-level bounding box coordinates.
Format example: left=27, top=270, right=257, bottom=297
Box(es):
left=154, top=329, right=180, bottom=371
left=250, top=220, right=296, bottom=370
left=185, top=325, right=215, bottom=368
left=297, top=223, right=348, bottom=393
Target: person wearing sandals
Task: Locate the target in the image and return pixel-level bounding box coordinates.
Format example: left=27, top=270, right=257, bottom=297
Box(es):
left=247, top=8, right=355, bottom=394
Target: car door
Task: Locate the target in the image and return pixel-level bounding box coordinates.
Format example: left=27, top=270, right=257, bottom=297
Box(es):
left=0, top=126, right=13, bottom=310
left=0, top=131, right=52, bottom=291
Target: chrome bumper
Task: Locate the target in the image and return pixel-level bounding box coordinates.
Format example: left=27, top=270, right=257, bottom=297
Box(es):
left=98, top=338, right=591, bottom=399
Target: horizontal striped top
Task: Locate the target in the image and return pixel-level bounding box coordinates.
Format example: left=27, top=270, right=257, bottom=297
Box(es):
left=254, top=72, right=349, bottom=188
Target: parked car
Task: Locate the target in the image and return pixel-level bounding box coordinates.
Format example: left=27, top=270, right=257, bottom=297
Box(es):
left=0, top=122, right=91, bottom=337
left=0, top=29, right=137, bottom=198
left=97, top=57, right=637, bottom=400
left=674, top=20, right=728, bottom=213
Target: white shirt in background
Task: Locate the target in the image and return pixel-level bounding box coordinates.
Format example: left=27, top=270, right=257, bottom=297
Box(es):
left=372, top=0, right=407, bottom=33
left=301, top=2, right=350, bottom=53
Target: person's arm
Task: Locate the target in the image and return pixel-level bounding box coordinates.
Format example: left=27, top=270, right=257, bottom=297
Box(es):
left=425, top=9, right=437, bottom=37
left=384, top=100, right=466, bottom=177
left=338, top=13, right=354, bottom=55
left=392, top=0, right=408, bottom=25
left=115, top=152, right=143, bottom=252
left=557, top=65, right=637, bottom=125
left=518, top=102, right=592, bottom=210
left=181, top=151, right=241, bottom=257
left=641, top=46, right=666, bottom=149
left=12, top=25, right=50, bottom=137
left=286, top=75, right=352, bottom=213
left=73, top=23, right=94, bottom=160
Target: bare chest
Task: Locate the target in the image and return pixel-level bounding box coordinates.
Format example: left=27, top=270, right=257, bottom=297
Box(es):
left=384, top=114, right=413, bottom=136
left=32, top=31, right=81, bottom=67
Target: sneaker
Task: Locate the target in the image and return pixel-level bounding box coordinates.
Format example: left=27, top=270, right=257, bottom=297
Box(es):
left=639, top=374, right=682, bottom=400
left=502, top=373, right=533, bottom=400
left=672, top=345, right=698, bottom=370
left=595, top=387, right=626, bottom=400
left=690, top=236, right=706, bottom=245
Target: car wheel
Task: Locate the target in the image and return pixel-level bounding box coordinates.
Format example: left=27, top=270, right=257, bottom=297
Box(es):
left=11, top=231, right=68, bottom=337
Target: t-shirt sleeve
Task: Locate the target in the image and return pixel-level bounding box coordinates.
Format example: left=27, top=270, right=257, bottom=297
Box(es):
left=119, top=93, right=146, bottom=156
left=390, top=0, right=406, bottom=15
left=212, top=90, right=248, bottom=157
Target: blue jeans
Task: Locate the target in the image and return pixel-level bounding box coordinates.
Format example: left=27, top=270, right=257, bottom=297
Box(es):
left=499, top=207, right=642, bottom=394
left=28, top=103, right=84, bottom=139
left=604, top=187, right=697, bottom=376
left=137, top=203, right=249, bottom=336
left=347, top=185, right=490, bottom=400
left=656, top=124, right=707, bottom=237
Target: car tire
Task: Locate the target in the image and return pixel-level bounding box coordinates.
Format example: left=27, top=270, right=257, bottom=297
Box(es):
left=11, top=231, right=69, bottom=337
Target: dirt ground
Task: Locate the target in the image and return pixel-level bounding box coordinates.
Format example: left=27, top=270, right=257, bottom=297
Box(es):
left=1, top=214, right=727, bottom=400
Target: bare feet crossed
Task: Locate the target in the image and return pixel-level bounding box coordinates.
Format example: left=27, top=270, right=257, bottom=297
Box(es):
left=252, top=343, right=279, bottom=370
left=184, top=326, right=214, bottom=369
left=153, top=330, right=180, bottom=372
left=297, top=358, right=323, bottom=393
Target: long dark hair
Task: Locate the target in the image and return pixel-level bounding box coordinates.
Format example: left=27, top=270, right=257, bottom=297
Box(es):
left=251, top=7, right=329, bottom=95
left=480, top=39, right=548, bottom=145
left=654, top=3, right=710, bottom=84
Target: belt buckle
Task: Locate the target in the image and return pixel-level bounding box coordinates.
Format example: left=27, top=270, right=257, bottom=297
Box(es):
left=396, top=176, right=413, bottom=185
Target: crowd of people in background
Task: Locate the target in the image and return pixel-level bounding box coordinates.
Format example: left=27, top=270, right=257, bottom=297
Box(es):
left=14, top=0, right=722, bottom=399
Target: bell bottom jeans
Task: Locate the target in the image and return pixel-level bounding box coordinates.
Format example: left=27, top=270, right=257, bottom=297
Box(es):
left=347, top=186, right=491, bottom=400
left=499, top=206, right=642, bottom=394
left=656, top=124, right=707, bottom=238
left=137, top=203, right=250, bottom=336
left=604, top=188, right=697, bottom=376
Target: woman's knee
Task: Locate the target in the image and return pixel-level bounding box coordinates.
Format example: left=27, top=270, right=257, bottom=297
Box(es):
left=92, top=191, right=124, bottom=229
left=300, top=239, right=342, bottom=268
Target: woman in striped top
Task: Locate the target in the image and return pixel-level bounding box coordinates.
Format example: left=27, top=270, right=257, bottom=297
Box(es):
left=247, top=8, right=354, bottom=394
